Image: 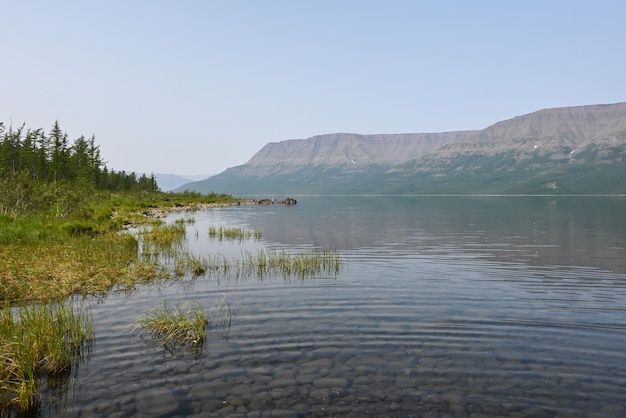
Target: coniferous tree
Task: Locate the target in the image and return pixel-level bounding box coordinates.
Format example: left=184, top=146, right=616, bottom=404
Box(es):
left=49, top=121, right=70, bottom=183
left=19, top=129, right=39, bottom=177
left=35, top=128, right=51, bottom=181
left=87, top=135, right=104, bottom=187
left=70, top=135, right=92, bottom=182
left=1, top=120, right=160, bottom=200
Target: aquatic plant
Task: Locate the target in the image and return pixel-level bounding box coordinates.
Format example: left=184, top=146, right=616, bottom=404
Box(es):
left=132, top=296, right=232, bottom=355
left=208, top=294, right=232, bottom=332
left=0, top=300, right=93, bottom=411
left=199, top=248, right=343, bottom=279
left=208, top=225, right=262, bottom=242
left=181, top=254, right=209, bottom=277
left=132, top=297, right=226, bottom=356
left=139, top=221, right=187, bottom=255
left=134, top=301, right=208, bottom=346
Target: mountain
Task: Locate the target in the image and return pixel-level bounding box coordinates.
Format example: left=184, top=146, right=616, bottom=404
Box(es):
left=155, top=173, right=213, bottom=192
left=176, top=132, right=476, bottom=195
left=242, top=132, right=477, bottom=174
left=394, top=102, right=626, bottom=194
left=178, top=102, right=626, bottom=195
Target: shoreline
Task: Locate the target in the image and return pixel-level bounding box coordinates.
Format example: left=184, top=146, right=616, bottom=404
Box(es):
left=146, top=197, right=297, bottom=219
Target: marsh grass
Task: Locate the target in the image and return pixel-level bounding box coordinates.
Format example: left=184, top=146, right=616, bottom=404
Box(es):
left=132, top=296, right=232, bottom=356
left=208, top=294, right=232, bottom=332
left=0, top=301, right=93, bottom=411
left=252, top=248, right=342, bottom=278
left=208, top=225, right=262, bottom=242
left=179, top=254, right=209, bottom=277
left=132, top=297, right=225, bottom=356
left=135, top=301, right=207, bottom=345
left=0, top=232, right=160, bottom=302
left=138, top=221, right=187, bottom=256
left=199, top=248, right=343, bottom=279
left=1, top=190, right=243, bottom=303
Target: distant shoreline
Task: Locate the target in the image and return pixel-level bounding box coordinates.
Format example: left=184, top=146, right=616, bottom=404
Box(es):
left=146, top=197, right=297, bottom=219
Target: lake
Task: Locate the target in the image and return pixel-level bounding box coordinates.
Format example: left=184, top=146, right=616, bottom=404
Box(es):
left=36, top=196, right=626, bottom=417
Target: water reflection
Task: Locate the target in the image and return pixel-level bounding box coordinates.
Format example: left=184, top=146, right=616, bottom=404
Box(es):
left=16, top=196, right=626, bottom=417
left=237, top=196, right=626, bottom=273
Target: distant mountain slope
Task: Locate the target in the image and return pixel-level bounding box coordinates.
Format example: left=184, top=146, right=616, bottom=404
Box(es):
left=179, top=102, right=626, bottom=195
left=393, top=102, right=626, bottom=194
left=241, top=132, right=477, bottom=175
left=416, top=102, right=626, bottom=167
left=155, top=173, right=213, bottom=192
left=178, top=132, right=476, bottom=194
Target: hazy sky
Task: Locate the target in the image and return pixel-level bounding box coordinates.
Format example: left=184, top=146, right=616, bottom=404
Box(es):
left=2, top=1, right=625, bottom=175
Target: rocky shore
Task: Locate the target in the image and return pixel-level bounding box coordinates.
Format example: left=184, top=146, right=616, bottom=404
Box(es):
left=146, top=197, right=297, bottom=219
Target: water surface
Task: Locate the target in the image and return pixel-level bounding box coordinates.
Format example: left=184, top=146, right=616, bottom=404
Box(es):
left=37, top=197, right=626, bottom=417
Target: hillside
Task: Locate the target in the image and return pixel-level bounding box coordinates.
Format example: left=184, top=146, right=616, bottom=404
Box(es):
left=241, top=132, right=477, bottom=175
left=154, top=173, right=214, bottom=191
left=179, top=102, right=626, bottom=195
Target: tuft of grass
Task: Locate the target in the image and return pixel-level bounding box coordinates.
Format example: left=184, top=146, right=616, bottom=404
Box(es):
left=134, top=301, right=208, bottom=347
left=208, top=225, right=262, bottom=242
left=201, top=248, right=343, bottom=279
left=132, top=296, right=232, bottom=354
left=208, top=295, right=232, bottom=332
left=0, top=300, right=93, bottom=411
left=139, top=222, right=187, bottom=255
left=181, top=254, right=209, bottom=277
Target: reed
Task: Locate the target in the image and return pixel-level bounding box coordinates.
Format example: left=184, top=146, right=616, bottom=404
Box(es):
left=208, top=294, right=232, bottom=332
left=200, top=248, right=343, bottom=279
left=0, top=301, right=93, bottom=410
left=139, top=221, right=187, bottom=253
left=208, top=225, right=262, bottom=242
left=261, top=248, right=342, bottom=277
left=182, top=254, right=209, bottom=277
left=134, top=302, right=209, bottom=348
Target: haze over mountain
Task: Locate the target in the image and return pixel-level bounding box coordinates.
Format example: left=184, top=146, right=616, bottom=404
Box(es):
left=233, top=131, right=476, bottom=176
left=154, top=173, right=214, bottom=192
left=177, top=102, right=626, bottom=195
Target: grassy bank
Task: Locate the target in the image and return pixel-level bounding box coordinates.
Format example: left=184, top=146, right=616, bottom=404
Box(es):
left=0, top=188, right=344, bottom=411
left=0, top=301, right=93, bottom=410
left=0, top=190, right=240, bottom=303
left=0, top=190, right=240, bottom=411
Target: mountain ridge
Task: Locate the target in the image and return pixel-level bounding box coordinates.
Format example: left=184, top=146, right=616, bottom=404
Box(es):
left=246, top=131, right=478, bottom=167
left=178, top=102, right=626, bottom=195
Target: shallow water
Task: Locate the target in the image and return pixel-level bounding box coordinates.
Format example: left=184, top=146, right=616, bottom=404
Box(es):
left=30, top=196, right=626, bottom=417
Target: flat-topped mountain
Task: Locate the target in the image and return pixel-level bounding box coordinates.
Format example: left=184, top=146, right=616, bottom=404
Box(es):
left=419, top=102, right=626, bottom=165
left=469, top=102, right=626, bottom=146
left=243, top=131, right=478, bottom=175
left=179, top=102, right=626, bottom=195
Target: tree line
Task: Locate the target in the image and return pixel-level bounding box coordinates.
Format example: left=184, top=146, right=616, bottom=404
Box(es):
left=1, top=121, right=159, bottom=218
left=0, top=121, right=158, bottom=192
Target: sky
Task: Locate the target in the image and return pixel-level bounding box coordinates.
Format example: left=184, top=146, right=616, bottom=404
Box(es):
left=1, top=1, right=625, bottom=175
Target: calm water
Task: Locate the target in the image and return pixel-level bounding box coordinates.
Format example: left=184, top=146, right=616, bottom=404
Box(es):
left=35, top=197, right=626, bottom=417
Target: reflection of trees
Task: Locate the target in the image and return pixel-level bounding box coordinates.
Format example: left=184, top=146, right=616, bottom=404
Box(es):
left=249, top=196, right=626, bottom=274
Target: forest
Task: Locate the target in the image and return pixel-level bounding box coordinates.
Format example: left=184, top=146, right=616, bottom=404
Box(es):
left=0, top=121, right=159, bottom=217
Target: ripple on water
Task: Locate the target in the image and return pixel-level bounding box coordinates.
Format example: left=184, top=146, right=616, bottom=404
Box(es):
left=32, top=201, right=626, bottom=418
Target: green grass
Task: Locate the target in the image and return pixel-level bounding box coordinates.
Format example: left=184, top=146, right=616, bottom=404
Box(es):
left=138, top=221, right=187, bottom=257
left=199, top=248, right=343, bottom=279
left=0, top=188, right=345, bottom=412
left=0, top=190, right=243, bottom=303
left=0, top=300, right=93, bottom=411
left=208, top=294, right=232, bottom=332
left=135, top=301, right=208, bottom=345
left=132, top=296, right=232, bottom=354
left=208, top=225, right=262, bottom=242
